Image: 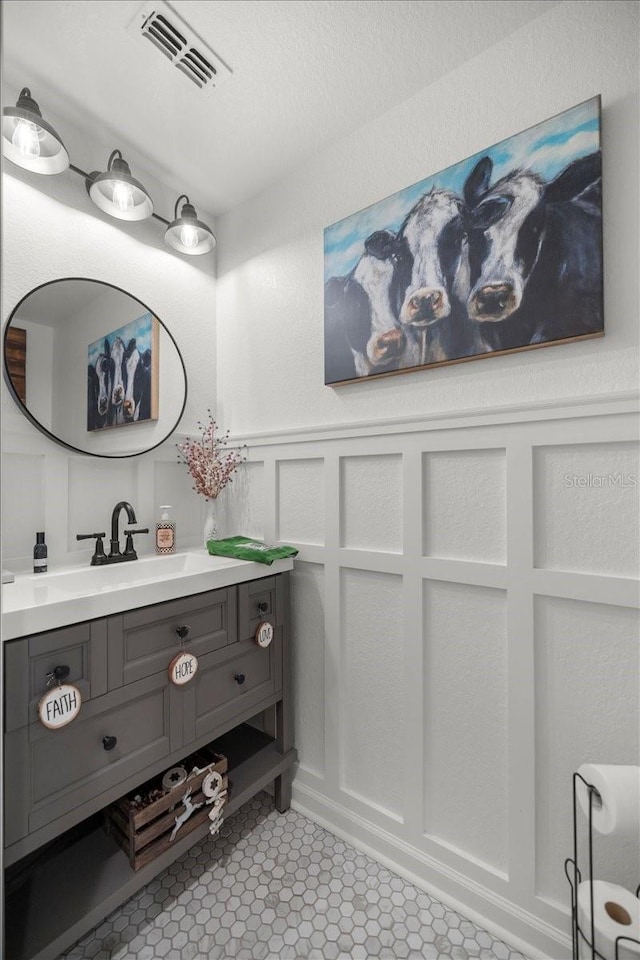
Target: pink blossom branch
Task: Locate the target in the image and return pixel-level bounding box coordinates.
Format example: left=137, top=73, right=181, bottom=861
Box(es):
left=177, top=411, right=246, bottom=501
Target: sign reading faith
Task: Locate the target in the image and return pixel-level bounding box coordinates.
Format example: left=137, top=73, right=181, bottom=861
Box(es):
left=38, top=683, right=82, bottom=730
left=169, top=651, right=199, bottom=686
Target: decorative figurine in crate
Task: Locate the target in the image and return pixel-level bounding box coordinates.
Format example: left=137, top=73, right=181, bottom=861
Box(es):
left=105, top=748, right=228, bottom=871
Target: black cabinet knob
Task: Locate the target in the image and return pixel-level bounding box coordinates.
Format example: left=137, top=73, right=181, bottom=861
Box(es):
left=53, top=665, right=70, bottom=682
left=175, top=625, right=191, bottom=641
left=234, top=673, right=245, bottom=686
left=102, top=735, right=117, bottom=751
left=257, top=601, right=269, bottom=614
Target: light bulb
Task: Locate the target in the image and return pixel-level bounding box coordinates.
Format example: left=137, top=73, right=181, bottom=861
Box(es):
left=112, top=179, right=134, bottom=212
left=180, top=223, right=199, bottom=249
left=12, top=118, right=42, bottom=158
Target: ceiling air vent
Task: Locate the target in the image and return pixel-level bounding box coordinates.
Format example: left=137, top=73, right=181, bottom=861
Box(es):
left=127, top=0, right=232, bottom=96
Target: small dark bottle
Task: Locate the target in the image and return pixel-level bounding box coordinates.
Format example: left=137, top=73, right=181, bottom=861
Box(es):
left=33, top=532, right=48, bottom=574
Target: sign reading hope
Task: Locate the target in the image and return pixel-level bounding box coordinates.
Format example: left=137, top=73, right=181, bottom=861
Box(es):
left=38, top=683, right=82, bottom=730
left=169, top=651, right=199, bottom=686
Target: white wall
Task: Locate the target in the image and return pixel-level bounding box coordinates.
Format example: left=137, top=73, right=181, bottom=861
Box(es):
left=215, top=2, right=640, bottom=956
left=216, top=1, right=638, bottom=434
left=1, top=91, right=217, bottom=570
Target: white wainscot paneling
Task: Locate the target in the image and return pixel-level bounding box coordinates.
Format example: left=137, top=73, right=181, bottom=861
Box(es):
left=1, top=452, right=46, bottom=562
left=423, top=449, right=506, bottom=563
left=290, top=562, right=325, bottom=778
left=218, top=461, right=265, bottom=540
left=534, top=441, right=640, bottom=578
left=534, top=595, right=640, bottom=905
left=278, top=458, right=324, bottom=545
left=67, top=458, right=138, bottom=555
left=423, top=580, right=509, bottom=875
left=341, top=454, right=402, bottom=553
left=153, top=461, right=203, bottom=547
left=341, top=569, right=404, bottom=819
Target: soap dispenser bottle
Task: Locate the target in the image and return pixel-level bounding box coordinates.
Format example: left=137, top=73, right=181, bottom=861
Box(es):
left=156, top=506, right=176, bottom=555
left=33, top=532, right=48, bottom=573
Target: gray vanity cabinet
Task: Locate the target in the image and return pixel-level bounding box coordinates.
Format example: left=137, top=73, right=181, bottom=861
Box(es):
left=4, top=672, right=175, bottom=848
left=3, top=570, right=296, bottom=960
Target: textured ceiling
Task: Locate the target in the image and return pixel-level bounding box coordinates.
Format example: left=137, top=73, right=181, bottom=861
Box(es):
left=2, top=0, right=558, bottom=216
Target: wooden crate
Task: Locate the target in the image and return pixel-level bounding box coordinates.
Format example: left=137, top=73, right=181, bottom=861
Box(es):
left=105, top=748, right=228, bottom=871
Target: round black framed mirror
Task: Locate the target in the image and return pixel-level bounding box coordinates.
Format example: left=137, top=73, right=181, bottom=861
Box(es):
left=3, top=278, right=188, bottom=458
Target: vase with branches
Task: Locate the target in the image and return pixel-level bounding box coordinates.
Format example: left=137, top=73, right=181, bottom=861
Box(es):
left=177, top=411, right=246, bottom=548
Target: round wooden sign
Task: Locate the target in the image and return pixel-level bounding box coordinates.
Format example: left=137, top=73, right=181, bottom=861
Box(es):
left=255, top=620, right=274, bottom=649
left=38, top=683, right=82, bottom=730
left=202, top=769, right=224, bottom=799
left=169, top=651, right=199, bottom=686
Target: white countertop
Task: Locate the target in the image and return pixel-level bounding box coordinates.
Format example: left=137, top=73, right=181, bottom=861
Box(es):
left=1, top=550, right=294, bottom=641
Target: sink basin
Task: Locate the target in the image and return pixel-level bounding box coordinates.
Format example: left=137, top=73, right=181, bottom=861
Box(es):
left=42, top=551, right=237, bottom=596
left=1, top=549, right=295, bottom=641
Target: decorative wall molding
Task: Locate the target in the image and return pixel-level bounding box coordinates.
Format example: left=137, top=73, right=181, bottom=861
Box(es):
left=231, top=400, right=639, bottom=960
left=223, top=391, right=639, bottom=448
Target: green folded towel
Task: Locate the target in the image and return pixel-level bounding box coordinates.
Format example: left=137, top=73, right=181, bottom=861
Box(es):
left=207, top=536, right=298, bottom=565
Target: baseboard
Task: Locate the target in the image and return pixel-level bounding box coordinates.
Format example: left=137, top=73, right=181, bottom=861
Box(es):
left=291, top=780, right=571, bottom=960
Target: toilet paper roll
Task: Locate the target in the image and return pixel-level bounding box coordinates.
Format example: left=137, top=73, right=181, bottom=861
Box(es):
left=577, top=881, right=640, bottom=960
left=577, top=765, right=640, bottom=835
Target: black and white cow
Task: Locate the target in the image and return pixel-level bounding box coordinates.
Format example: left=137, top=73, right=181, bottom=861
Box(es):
left=109, top=336, right=126, bottom=421
left=87, top=339, right=113, bottom=430
left=122, top=339, right=152, bottom=422
left=397, top=189, right=481, bottom=364
left=462, top=151, right=603, bottom=352
left=324, top=230, right=419, bottom=383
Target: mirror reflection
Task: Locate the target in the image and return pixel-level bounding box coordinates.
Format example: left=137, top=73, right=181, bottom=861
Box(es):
left=3, top=279, right=187, bottom=457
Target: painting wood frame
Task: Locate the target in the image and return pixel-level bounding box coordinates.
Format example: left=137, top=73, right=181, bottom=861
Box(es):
left=5, top=326, right=26, bottom=403
left=87, top=313, right=159, bottom=431
left=324, top=96, right=603, bottom=386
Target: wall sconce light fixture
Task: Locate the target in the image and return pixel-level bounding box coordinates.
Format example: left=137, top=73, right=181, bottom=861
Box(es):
left=165, top=195, right=216, bottom=256
left=2, top=87, right=70, bottom=175
left=87, top=149, right=154, bottom=222
left=2, top=87, right=215, bottom=256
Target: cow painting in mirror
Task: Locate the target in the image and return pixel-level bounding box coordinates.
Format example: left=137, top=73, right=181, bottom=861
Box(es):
left=323, top=96, right=603, bottom=385
left=87, top=313, right=159, bottom=431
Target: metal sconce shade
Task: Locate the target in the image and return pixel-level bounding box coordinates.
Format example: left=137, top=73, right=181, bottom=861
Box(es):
left=87, top=150, right=153, bottom=221
left=165, top=195, right=216, bottom=256
left=2, top=88, right=70, bottom=174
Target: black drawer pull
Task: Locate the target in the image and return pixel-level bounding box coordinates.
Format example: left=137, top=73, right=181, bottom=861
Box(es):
left=102, top=736, right=117, bottom=751
left=53, top=665, right=70, bottom=682
left=257, top=601, right=269, bottom=614
left=234, top=673, right=245, bottom=686
left=175, top=625, right=191, bottom=641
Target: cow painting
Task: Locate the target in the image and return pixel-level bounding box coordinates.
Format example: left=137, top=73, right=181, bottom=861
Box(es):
left=323, top=96, right=603, bottom=385
left=87, top=313, right=158, bottom=432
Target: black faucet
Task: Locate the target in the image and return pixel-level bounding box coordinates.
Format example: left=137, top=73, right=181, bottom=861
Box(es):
left=77, top=502, right=148, bottom=565
left=110, top=501, right=137, bottom=558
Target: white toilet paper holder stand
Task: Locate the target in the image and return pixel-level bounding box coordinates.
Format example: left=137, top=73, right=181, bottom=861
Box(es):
left=565, top=771, right=640, bottom=960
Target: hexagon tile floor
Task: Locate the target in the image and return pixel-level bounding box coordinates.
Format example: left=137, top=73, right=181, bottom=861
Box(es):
left=61, top=792, right=527, bottom=960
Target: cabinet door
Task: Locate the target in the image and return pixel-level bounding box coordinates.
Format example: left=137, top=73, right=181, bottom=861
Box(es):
left=109, top=587, right=237, bottom=687
left=181, top=632, right=282, bottom=744
left=4, top=673, right=177, bottom=846
left=4, top=620, right=108, bottom=732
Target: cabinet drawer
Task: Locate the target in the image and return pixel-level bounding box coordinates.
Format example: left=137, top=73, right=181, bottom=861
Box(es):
left=238, top=577, right=281, bottom=642
left=4, top=674, right=175, bottom=845
left=186, top=632, right=282, bottom=743
left=4, top=621, right=108, bottom=732
left=111, top=587, right=237, bottom=686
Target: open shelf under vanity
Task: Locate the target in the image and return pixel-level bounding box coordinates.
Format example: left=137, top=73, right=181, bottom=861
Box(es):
left=6, top=725, right=295, bottom=960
